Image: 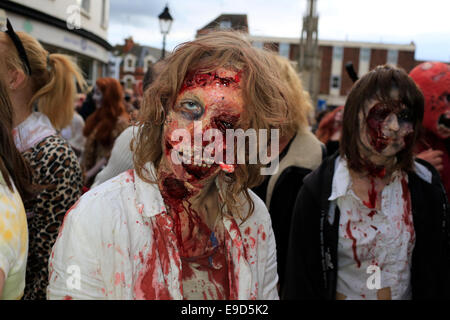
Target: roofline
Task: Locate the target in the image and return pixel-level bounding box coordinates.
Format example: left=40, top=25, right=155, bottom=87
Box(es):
left=0, top=1, right=113, bottom=51
left=247, top=35, right=416, bottom=51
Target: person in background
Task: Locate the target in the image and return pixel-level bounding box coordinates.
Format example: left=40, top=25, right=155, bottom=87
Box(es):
left=78, top=88, right=96, bottom=121
left=61, top=95, right=87, bottom=159
left=0, top=78, right=34, bottom=300
left=284, top=65, right=450, bottom=300
left=81, top=77, right=130, bottom=187
left=410, top=62, right=450, bottom=197
left=316, top=105, right=344, bottom=156
left=91, top=64, right=161, bottom=188
left=252, top=53, right=324, bottom=292
left=0, top=19, right=85, bottom=299
left=47, top=31, right=290, bottom=300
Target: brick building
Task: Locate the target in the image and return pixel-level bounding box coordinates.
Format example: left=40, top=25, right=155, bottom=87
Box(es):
left=197, top=14, right=423, bottom=108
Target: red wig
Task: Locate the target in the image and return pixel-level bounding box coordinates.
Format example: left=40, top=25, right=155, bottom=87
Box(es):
left=83, top=78, right=129, bottom=146
left=316, top=105, right=344, bottom=144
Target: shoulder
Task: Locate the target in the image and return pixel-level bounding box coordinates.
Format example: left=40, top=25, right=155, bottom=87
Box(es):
left=24, top=135, right=80, bottom=169
left=27, top=135, right=76, bottom=158
left=61, top=171, right=138, bottom=236
left=245, top=189, right=272, bottom=225
left=285, top=130, right=324, bottom=171
left=303, top=153, right=337, bottom=189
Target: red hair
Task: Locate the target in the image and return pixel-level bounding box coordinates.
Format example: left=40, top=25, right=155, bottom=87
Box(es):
left=83, top=78, right=129, bottom=146
left=316, top=106, right=344, bottom=144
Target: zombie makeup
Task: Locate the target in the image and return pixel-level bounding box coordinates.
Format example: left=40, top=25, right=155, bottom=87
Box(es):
left=162, top=67, right=244, bottom=188
left=363, top=101, right=415, bottom=156
left=410, top=62, right=450, bottom=139
left=92, top=86, right=103, bottom=108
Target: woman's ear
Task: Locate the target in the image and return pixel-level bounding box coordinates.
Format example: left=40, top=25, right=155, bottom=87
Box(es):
left=7, top=68, right=27, bottom=91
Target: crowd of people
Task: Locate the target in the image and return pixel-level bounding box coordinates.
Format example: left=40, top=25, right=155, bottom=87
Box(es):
left=0, top=21, right=449, bottom=300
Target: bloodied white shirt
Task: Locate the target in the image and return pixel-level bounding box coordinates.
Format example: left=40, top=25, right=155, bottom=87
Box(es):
left=330, top=157, right=417, bottom=300
left=47, top=164, right=279, bottom=300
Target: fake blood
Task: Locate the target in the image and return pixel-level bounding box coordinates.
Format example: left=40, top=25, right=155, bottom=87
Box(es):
left=401, top=177, right=414, bottom=235
left=367, top=104, right=391, bottom=152
left=346, top=220, right=361, bottom=268
left=179, top=71, right=241, bottom=95
left=363, top=178, right=378, bottom=219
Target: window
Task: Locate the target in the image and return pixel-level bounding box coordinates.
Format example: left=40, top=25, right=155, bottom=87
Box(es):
left=279, top=43, right=290, bottom=59
left=101, top=0, right=107, bottom=28
left=332, top=46, right=343, bottom=60
left=331, top=76, right=340, bottom=89
left=387, top=49, right=398, bottom=66
left=219, top=21, right=231, bottom=29
left=124, top=55, right=136, bottom=72
left=77, top=0, right=90, bottom=13
left=126, top=78, right=132, bottom=89
left=360, top=48, right=370, bottom=61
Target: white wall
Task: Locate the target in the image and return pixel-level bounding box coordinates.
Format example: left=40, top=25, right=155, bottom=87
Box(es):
left=10, top=0, right=109, bottom=40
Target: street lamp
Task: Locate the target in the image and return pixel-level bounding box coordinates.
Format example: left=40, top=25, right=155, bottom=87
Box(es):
left=158, top=5, right=173, bottom=60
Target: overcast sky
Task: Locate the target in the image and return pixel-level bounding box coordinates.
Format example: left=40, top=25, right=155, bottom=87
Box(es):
left=108, top=0, right=450, bottom=62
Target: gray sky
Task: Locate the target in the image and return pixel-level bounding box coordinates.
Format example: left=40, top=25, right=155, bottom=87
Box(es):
left=108, top=0, right=450, bottom=62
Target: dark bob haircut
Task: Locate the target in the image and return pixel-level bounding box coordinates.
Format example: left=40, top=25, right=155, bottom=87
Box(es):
left=340, top=64, right=424, bottom=173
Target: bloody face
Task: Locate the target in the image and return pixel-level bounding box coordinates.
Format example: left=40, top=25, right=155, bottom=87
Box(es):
left=162, top=67, right=244, bottom=188
left=361, top=100, right=414, bottom=157
left=409, top=62, right=450, bottom=139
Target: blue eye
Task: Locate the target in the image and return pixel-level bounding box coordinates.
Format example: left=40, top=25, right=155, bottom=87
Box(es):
left=179, top=101, right=204, bottom=120
left=184, top=102, right=198, bottom=110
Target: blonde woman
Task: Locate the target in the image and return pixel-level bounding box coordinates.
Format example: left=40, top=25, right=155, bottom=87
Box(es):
left=0, top=19, right=85, bottom=299
left=251, top=53, right=325, bottom=292
left=46, top=31, right=301, bottom=300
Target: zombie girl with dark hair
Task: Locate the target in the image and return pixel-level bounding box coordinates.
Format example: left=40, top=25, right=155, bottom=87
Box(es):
left=284, top=65, right=450, bottom=300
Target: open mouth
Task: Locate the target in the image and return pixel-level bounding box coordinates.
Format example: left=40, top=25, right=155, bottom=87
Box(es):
left=175, top=151, right=218, bottom=180
left=438, top=114, right=450, bottom=130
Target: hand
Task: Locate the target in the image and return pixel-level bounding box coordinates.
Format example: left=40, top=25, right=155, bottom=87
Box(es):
left=416, top=149, right=444, bottom=172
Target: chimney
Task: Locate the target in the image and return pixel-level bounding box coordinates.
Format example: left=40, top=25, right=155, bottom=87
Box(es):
left=124, top=37, right=134, bottom=53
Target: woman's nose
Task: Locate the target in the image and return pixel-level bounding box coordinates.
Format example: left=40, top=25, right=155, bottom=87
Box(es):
left=386, top=113, right=400, bottom=131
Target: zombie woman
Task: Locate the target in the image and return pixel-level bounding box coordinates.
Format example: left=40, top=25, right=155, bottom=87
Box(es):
left=283, top=65, right=450, bottom=300
left=47, top=32, right=298, bottom=300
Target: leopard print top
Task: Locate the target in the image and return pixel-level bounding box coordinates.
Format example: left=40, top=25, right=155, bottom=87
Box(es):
left=22, top=135, right=83, bottom=300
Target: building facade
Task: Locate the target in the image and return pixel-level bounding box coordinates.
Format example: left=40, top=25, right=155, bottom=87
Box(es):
left=249, top=35, right=418, bottom=107
left=1, top=0, right=112, bottom=86
left=112, top=37, right=165, bottom=93
left=197, top=14, right=421, bottom=109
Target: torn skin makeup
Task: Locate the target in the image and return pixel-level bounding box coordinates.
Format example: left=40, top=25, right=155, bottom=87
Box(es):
left=138, top=68, right=245, bottom=299
left=358, top=101, right=415, bottom=217
left=346, top=100, right=416, bottom=270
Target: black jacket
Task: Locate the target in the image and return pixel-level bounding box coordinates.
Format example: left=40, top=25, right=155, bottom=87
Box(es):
left=282, top=153, right=450, bottom=299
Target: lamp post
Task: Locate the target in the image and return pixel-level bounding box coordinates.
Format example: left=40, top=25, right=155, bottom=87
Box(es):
left=158, top=5, right=173, bottom=60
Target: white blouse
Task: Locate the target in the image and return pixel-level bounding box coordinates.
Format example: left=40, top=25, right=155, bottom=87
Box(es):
left=12, top=112, right=56, bottom=152
left=47, top=164, right=279, bottom=300
left=329, top=157, right=415, bottom=300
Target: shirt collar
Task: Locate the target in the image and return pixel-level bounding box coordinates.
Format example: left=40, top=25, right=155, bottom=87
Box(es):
left=134, top=163, right=168, bottom=218
left=328, top=156, right=351, bottom=201
left=328, top=156, right=408, bottom=202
